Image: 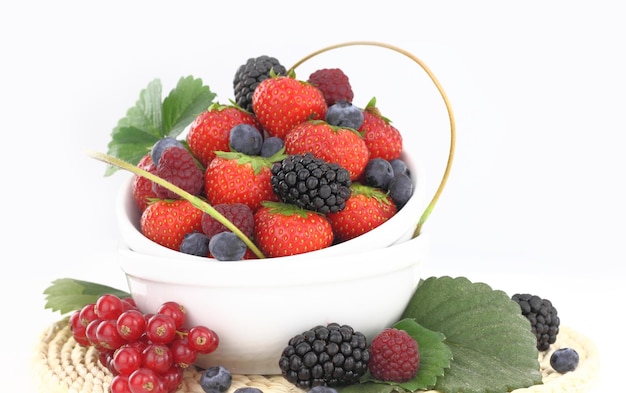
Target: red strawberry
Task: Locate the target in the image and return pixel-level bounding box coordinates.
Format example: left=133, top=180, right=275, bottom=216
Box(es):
left=252, top=75, right=327, bottom=139
left=254, top=202, right=334, bottom=257
left=326, top=183, right=397, bottom=242
left=140, top=199, right=204, bottom=251
left=308, top=68, right=354, bottom=106
left=284, top=120, right=370, bottom=181
left=186, top=103, right=260, bottom=167
left=152, top=146, right=204, bottom=199
left=358, top=98, right=403, bottom=161
left=204, top=151, right=281, bottom=211
left=132, top=153, right=158, bottom=212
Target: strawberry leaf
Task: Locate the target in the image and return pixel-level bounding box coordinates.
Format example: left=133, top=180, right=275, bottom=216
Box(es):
left=105, top=76, right=215, bottom=176
left=401, top=276, right=542, bottom=393
left=43, top=278, right=130, bottom=315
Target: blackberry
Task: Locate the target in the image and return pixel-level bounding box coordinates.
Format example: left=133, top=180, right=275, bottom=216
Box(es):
left=233, top=55, right=287, bottom=113
left=270, top=153, right=352, bottom=214
left=278, top=323, right=369, bottom=389
left=511, top=293, right=560, bottom=351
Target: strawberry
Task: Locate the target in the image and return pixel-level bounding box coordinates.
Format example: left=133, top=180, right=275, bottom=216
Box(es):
left=254, top=202, right=334, bottom=257
left=326, top=183, right=397, bottom=242
left=252, top=75, right=327, bottom=139
left=284, top=120, right=370, bottom=181
left=140, top=199, right=204, bottom=251
left=132, top=153, right=158, bottom=212
left=204, top=151, right=282, bottom=212
left=358, top=98, right=403, bottom=161
left=186, top=103, right=260, bottom=167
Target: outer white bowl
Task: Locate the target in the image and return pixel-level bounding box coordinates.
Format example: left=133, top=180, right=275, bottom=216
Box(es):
left=115, top=146, right=430, bottom=374
left=118, top=232, right=428, bottom=375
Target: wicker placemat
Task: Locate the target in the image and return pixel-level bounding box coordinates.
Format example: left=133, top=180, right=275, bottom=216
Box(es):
left=32, top=319, right=599, bottom=393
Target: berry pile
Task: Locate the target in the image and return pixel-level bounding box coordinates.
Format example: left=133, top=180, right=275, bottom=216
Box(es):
left=69, top=294, right=219, bottom=393
left=131, top=57, right=415, bottom=260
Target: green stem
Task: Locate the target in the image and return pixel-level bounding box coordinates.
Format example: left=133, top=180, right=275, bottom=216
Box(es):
left=86, top=150, right=265, bottom=259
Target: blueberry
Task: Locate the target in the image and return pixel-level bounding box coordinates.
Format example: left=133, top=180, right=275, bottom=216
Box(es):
left=388, top=173, right=413, bottom=209
left=199, top=365, right=232, bottom=393
left=180, top=231, right=210, bottom=257
left=325, top=100, right=364, bottom=129
left=550, top=348, right=579, bottom=373
left=233, top=388, right=263, bottom=393
left=209, top=231, right=247, bottom=261
left=390, top=158, right=410, bottom=177
left=363, top=158, right=394, bottom=190
left=230, top=124, right=263, bottom=155
left=260, top=136, right=285, bottom=158
left=308, top=387, right=339, bottom=393
left=151, top=137, right=184, bottom=165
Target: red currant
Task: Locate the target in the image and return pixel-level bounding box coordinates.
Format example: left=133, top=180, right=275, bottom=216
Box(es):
left=156, top=301, right=186, bottom=329
left=145, top=314, right=177, bottom=344
left=96, top=294, right=125, bottom=320
left=142, top=343, right=173, bottom=374
left=69, top=311, right=90, bottom=347
left=187, top=326, right=219, bottom=354
left=112, top=345, right=143, bottom=376
left=111, top=375, right=132, bottom=393
left=170, top=337, right=198, bottom=368
left=96, top=319, right=127, bottom=350
left=79, top=303, right=98, bottom=327
left=117, top=309, right=147, bottom=342
left=161, top=365, right=184, bottom=393
left=128, top=367, right=166, bottom=393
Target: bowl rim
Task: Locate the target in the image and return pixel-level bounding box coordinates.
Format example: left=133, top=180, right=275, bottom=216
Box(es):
left=119, top=230, right=429, bottom=287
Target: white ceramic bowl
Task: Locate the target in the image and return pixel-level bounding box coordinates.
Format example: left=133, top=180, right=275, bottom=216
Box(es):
left=115, top=147, right=430, bottom=374
left=118, top=231, right=429, bottom=375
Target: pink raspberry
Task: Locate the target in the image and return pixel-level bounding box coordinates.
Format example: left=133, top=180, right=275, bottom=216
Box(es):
left=201, top=203, right=254, bottom=240
left=368, top=328, right=420, bottom=382
left=152, top=146, right=204, bottom=199
left=308, top=68, right=354, bottom=106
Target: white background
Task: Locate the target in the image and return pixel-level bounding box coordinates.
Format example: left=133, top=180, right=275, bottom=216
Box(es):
left=1, top=1, right=623, bottom=391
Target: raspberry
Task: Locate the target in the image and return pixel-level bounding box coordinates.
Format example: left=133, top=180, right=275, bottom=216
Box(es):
left=511, top=293, right=560, bottom=351
left=368, top=328, right=420, bottom=382
left=201, top=203, right=254, bottom=240
left=152, top=146, right=204, bottom=199
left=308, top=68, right=354, bottom=106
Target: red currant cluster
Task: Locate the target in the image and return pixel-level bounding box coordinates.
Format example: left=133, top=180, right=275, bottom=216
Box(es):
left=69, top=294, right=219, bottom=393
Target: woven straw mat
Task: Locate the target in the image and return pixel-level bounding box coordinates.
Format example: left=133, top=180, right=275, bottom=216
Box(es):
left=32, top=320, right=599, bottom=393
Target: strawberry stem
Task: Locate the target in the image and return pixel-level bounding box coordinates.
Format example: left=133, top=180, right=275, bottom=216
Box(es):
left=86, top=150, right=266, bottom=259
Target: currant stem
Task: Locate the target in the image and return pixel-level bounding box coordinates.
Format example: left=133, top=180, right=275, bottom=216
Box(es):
left=86, top=150, right=266, bottom=259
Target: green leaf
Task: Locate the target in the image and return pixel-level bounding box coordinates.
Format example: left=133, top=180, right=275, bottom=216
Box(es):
left=43, top=278, right=130, bottom=315
left=104, top=76, right=215, bottom=176
left=401, top=276, right=542, bottom=393
left=342, top=319, right=452, bottom=393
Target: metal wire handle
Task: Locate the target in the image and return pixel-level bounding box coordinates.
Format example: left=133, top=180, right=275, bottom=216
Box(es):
left=289, top=41, right=456, bottom=238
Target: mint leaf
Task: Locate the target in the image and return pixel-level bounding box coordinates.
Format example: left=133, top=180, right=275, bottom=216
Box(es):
left=43, top=278, right=130, bottom=315
left=401, top=276, right=542, bottom=393
left=104, top=76, right=215, bottom=176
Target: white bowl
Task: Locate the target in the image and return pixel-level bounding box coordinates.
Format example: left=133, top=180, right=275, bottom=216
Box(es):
left=118, top=231, right=429, bottom=375
left=116, top=149, right=426, bottom=261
